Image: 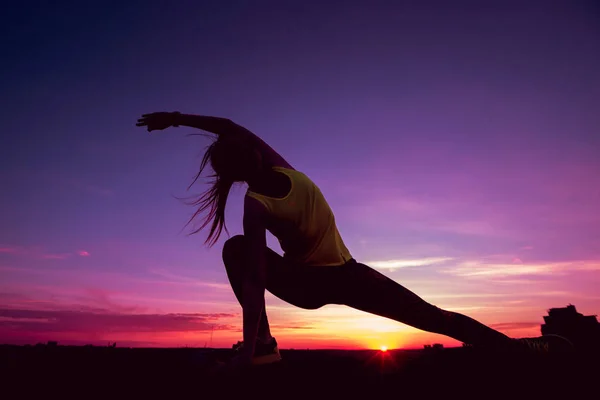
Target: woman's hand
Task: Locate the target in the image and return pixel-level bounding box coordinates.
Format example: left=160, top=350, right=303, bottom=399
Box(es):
left=136, top=112, right=179, bottom=132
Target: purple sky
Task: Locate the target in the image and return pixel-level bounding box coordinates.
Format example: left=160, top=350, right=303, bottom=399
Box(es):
left=1, top=1, right=599, bottom=349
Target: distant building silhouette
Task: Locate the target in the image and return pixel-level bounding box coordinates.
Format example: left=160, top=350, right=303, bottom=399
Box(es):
left=423, top=343, right=444, bottom=351
left=541, top=304, right=600, bottom=348
left=35, top=341, right=58, bottom=347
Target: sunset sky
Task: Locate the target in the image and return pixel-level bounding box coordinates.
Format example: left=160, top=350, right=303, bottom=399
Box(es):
left=1, top=1, right=599, bottom=350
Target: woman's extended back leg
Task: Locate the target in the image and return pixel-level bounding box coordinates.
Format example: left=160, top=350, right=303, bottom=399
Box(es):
left=330, top=261, right=512, bottom=348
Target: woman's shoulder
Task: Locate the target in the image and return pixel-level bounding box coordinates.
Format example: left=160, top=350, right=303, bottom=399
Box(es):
left=271, top=161, right=295, bottom=170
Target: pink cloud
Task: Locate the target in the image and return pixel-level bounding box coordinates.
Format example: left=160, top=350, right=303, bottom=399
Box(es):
left=0, top=289, right=147, bottom=314
left=512, top=258, right=523, bottom=264
left=0, top=308, right=235, bottom=333
left=0, top=244, right=45, bottom=258
left=270, top=324, right=316, bottom=330
left=0, top=246, right=20, bottom=254
left=489, top=322, right=541, bottom=331
left=42, top=253, right=71, bottom=260
left=0, top=244, right=90, bottom=260
left=80, top=287, right=144, bottom=314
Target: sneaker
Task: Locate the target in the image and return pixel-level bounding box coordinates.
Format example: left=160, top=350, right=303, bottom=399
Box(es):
left=515, top=334, right=574, bottom=354
left=232, top=337, right=282, bottom=366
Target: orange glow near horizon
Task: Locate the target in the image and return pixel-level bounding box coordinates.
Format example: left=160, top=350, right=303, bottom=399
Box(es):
left=0, top=278, right=583, bottom=349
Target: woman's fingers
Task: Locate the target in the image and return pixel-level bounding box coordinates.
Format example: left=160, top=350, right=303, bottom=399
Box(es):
left=136, top=116, right=150, bottom=126
left=136, top=113, right=164, bottom=131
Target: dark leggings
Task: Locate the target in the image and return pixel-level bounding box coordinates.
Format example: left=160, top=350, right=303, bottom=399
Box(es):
left=222, top=235, right=512, bottom=347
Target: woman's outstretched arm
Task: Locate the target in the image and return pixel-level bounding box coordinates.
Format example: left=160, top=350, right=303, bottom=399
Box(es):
left=136, top=112, right=293, bottom=169
left=176, top=114, right=250, bottom=136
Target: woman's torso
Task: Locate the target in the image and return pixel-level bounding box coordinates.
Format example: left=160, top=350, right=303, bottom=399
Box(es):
left=246, top=167, right=352, bottom=266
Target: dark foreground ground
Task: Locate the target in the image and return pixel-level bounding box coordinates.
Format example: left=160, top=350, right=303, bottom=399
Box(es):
left=1, top=345, right=598, bottom=399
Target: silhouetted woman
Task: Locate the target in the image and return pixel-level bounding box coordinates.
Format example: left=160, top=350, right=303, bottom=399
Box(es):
left=136, top=112, right=567, bottom=367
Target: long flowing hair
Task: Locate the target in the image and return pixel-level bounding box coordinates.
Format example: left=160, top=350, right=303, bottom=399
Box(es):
left=180, top=134, right=253, bottom=247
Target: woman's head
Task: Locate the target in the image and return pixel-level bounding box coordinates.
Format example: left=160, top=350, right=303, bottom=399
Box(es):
left=208, top=136, right=263, bottom=182
left=182, top=135, right=263, bottom=246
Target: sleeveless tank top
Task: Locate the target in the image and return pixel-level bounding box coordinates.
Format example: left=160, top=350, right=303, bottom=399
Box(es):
left=246, top=167, right=352, bottom=266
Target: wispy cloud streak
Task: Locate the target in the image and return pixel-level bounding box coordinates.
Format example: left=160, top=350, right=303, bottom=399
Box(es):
left=444, top=260, right=600, bottom=278
left=367, top=257, right=453, bottom=270
left=0, top=308, right=236, bottom=333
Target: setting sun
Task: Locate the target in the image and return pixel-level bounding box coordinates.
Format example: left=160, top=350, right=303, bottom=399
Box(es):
left=380, top=346, right=388, bottom=352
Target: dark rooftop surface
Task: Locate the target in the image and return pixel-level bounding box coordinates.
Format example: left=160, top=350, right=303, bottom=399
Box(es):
left=2, top=344, right=597, bottom=399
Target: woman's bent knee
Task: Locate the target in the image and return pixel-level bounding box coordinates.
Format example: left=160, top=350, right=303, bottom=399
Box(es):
left=222, top=235, right=247, bottom=265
